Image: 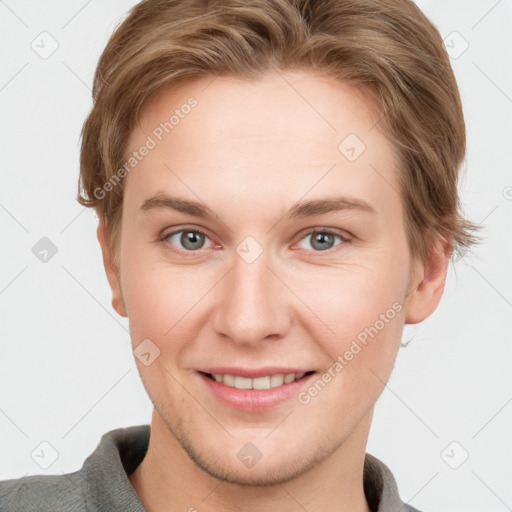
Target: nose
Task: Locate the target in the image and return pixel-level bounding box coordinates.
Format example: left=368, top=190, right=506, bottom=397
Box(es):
left=210, top=248, right=291, bottom=348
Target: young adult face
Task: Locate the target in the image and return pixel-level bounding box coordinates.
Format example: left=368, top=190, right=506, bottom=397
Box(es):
left=99, top=69, right=449, bottom=487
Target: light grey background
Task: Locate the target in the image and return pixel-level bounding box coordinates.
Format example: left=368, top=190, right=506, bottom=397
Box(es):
left=0, top=1, right=511, bottom=511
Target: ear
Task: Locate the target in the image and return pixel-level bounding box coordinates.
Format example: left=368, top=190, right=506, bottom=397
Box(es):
left=404, top=233, right=453, bottom=324
left=97, top=219, right=127, bottom=317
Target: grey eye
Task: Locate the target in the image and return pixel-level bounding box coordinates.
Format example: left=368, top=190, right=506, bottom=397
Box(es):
left=167, top=230, right=210, bottom=251
left=298, top=231, right=344, bottom=251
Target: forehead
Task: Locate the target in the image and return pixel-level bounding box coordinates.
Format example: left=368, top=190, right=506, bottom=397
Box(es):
left=132, top=69, right=388, bottom=153
left=124, top=69, right=400, bottom=221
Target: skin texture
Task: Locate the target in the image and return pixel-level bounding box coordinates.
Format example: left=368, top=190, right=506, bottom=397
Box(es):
left=97, top=69, right=451, bottom=512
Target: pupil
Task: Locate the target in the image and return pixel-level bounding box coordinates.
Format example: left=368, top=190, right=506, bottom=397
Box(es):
left=183, top=231, right=203, bottom=249
left=313, top=232, right=333, bottom=250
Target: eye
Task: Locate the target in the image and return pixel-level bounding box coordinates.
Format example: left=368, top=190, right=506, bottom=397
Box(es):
left=162, top=228, right=215, bottom=253
left=296, top=229, right=347, bottom=252
left=160, top=227, right=348, bottom=255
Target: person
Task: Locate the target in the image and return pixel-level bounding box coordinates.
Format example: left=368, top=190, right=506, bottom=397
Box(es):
left=0, top=0, right=479, bottom=510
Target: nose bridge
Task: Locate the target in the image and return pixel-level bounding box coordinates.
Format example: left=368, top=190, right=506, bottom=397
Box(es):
left=212, top=246, right=289, bottom=347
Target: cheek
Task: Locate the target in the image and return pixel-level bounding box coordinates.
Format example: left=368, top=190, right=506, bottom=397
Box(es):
left=298, top=277, right=406, bottom=417
left=296, top=258, right=408, bottom=341
left=120, top=249, right=214, bottom=344
left=293, top=252, right=409, bottom=390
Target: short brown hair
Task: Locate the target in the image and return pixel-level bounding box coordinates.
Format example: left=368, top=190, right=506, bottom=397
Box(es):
left=78, top=0, right=479, bottom=263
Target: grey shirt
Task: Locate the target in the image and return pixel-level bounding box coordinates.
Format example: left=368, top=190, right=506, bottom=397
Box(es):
left=0, top=425, right=421, bottom=511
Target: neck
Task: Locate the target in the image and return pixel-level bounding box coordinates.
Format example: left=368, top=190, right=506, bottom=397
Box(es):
left=129, top=409, right=373, bottom=512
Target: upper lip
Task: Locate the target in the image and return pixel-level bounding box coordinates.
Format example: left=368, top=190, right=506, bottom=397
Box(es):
left=197, top=367, right=315, bottom=378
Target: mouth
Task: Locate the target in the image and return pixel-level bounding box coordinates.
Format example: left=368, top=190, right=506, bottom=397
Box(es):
left=197, top=370, right=317, bottom=412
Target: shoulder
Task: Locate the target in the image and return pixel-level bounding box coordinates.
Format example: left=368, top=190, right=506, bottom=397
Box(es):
left=0, top=425, right=149, bottom=512
left=0, top=470, right=85, bottom=511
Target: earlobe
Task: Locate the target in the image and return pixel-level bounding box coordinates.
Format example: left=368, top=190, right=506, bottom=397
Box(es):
left=404, top=233, right=453, bottom=324
left=97, top=220, right=127, bottom=318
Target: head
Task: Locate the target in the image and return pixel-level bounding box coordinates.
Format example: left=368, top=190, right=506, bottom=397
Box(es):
left=79, top=0, right=478, bottom=486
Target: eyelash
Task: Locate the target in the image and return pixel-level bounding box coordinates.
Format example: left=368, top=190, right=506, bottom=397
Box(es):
left=159, top=227, right=349, bottom=257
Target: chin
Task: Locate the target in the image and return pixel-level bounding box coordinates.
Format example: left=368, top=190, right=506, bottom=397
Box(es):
left=186, top=448, right=323, bottom=488
left=159, top=410, right=339, bottom=488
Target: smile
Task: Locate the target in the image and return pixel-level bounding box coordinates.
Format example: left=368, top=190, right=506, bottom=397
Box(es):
left=205, top=371, right=313, bottom=389
left=197, top=370, right=317, bottom=412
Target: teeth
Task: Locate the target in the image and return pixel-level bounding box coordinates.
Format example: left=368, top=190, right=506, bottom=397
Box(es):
left=210, top=372, right=308, bottom=390
left=223, top=374, right=235, bottom=387
left=234, top=376, right=252, bottom=389
left=252, top=376, right=270, bottom=390
left=283, top=373, right=295, bottom=384
left=270, top=374, right=284, bottom=387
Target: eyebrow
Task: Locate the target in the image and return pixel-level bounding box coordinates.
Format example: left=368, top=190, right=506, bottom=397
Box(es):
left=139, top=193, right=376, bottom=219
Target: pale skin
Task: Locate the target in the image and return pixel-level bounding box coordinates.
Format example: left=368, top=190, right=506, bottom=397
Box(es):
left=97, top=69, right=451, bottom=512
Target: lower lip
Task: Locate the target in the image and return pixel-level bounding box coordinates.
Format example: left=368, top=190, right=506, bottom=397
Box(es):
left=198, top=372, right=316, bottom=412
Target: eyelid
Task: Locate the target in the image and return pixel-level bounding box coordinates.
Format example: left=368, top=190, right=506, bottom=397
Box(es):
left=298, top=226, right=351, bottom=241
left=160, top=224, right=214, bottom=241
